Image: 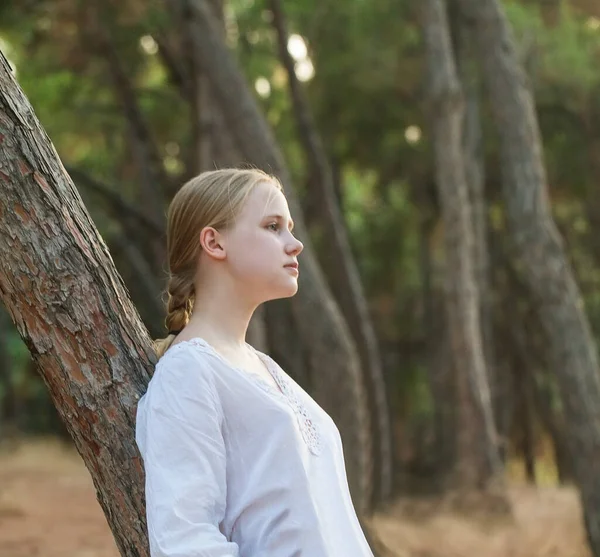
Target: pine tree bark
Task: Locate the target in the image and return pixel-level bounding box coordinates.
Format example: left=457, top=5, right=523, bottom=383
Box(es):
left=457, top=0, right=600, bottom=552
left=184, top=0, right=373, bottom=512
left=0, top=52, right=151, bottom=555
left=422, top=0, right=503, bottom=488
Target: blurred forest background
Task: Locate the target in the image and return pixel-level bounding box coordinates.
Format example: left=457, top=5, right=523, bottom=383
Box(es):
left=1, top=0, right=600, bottom=555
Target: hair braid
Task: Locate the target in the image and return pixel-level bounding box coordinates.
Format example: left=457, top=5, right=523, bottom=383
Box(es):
left=154, top=274, right=195, bottom=358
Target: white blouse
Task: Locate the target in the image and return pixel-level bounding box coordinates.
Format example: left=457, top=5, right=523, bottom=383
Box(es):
left=135, top=337, right=374, bottom=557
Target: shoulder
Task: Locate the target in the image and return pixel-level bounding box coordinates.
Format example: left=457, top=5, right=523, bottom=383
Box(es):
left=148, top=339, right=226, bottom=399
left=136, top=340, right=228, bottom=456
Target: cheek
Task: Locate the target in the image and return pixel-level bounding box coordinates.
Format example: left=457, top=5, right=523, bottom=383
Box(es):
left=228, top=232, right=276, bottom=274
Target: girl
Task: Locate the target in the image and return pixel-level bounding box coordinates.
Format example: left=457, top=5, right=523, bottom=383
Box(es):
left=135, top=168, right=374, bottom=556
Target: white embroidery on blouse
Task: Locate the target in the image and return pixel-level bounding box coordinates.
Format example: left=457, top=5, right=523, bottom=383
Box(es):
left=166, top=338, right=322, bottom=456
left=257, top=351, right=322, bottom=456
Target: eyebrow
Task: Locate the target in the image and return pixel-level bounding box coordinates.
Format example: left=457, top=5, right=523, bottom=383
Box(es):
left=265, top=214, right=294, bottom=231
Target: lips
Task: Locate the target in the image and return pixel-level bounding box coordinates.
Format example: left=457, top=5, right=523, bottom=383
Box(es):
left=284, top=263, right=299, bottom=270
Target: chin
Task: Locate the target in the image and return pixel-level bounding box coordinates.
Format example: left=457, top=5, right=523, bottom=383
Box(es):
left=285, top=284, right=299, bottom=297
left=280, top=284, right=299, bottom=299
left=265, top=281, right=299, bottom=302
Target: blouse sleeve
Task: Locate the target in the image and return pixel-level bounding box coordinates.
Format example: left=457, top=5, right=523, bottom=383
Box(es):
left=135, top=349, right=239, bottom=557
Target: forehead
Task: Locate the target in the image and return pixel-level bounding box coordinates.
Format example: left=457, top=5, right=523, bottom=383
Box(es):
left=241, top=180, right=290, bottom=220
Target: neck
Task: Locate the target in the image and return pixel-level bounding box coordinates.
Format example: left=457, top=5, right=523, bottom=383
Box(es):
left=186, top=285, right=257, bottom=350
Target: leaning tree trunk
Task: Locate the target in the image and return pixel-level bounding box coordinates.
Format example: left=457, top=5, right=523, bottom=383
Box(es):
left=422, top=0, right=503, bottom=489
left=184, top=0, right=373, bottom=512
left=457, top=0, right=600, bottom=552
left=269, top=0, right=392, bottom=507
left=0, top=51, right=151, bottom=555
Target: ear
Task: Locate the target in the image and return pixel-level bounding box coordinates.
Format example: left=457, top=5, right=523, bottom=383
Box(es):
left=199, top=227, right=226, bottom=261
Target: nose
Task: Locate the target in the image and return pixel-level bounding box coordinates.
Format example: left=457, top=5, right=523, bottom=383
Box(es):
left=286, top=236, right=304, bottom=256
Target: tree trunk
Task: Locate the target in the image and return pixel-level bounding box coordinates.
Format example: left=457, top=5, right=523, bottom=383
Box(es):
left=155, top=11, right=244, bottom=174
left=422, top=0, right=503, bottom=489
left=533, top=373, right=573, bottom=484
left=269, top=0, right=392, bottom=507
left=179, top=0, right=373, bottom=513
left=452, top=10, right=499, bottom=434
left=264, top=299, right=311, bottom=388
left=108, top=229, right=165, bottom=336
left=500, top=245, right=574, bottom=483
left=94, top=28, right=167, bottom=269
left=183, top=0, right=224, bottom=172
left=0, top=51, right=152, bottom=555
left=190, top=72, right=212, bottom=171
left=458, top=0, right=600, bottom=551
left=415, top=180, right=455, bottom=479
left=246, top=305, right=269, bottom=354
left=67, top=168, right=166, bottom=335
left=429, top=320, right=458, bottom=482
left=515, top=367, right=537, bottom=484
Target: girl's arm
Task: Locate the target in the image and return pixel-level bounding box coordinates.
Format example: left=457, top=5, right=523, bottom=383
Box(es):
left=136, top=351, right=239, bottom=557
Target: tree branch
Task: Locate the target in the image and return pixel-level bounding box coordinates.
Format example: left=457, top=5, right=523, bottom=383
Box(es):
left=67, top=167, right=164, bottom=237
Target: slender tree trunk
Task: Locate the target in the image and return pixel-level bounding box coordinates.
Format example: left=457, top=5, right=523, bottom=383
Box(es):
left=180, top=0, right=373, bottom=513
left=458, top=0, right=600, bottom=552
left=269, top=0, right=392, bottom=507
left=533, top=373, right=573, bottom=484
left=422, top=0, right=502, bottom=489
left=500, top=246, right=573, bottom=483
left=190, top=73, right=213, bottom=171
left=67, top=168, right=166, bottom=334
left=183, top=0, right=224, bottom=172
left=515, top=367, right=537, bottom=484
left=264, top=299, right=311, bottom=388
left=429, top=321, right=458, bottom=481
left=488, top=228, right=514, bottom=461
left=0, top=51, right=151, bottom=555
left=452, top=11, right=499, bottom=431
left=161, top=1, right=244, bottom=173
left=246, top=305, right=268, bottom=354
left=416, top=180, right=456, bottom=478
left=92, top=27, right=167, bottom=284
left=95, top=30, right=167, bottom=229
left=108, top=228, right=165, bottom=335
left=209, top=99, right=246, bottom=168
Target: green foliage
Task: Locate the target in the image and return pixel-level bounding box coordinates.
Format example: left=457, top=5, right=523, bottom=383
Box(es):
left=506, top=0, right=600, bottom=97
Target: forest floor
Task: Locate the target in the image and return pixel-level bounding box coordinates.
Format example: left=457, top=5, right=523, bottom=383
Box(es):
left=0, top=438, right=590, bottom=557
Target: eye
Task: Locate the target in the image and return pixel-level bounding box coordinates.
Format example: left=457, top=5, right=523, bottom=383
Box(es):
left=267, top=222, right=280, bottom=232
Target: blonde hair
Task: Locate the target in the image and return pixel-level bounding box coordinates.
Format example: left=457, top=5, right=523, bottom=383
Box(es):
left=153, top=168, right=283, bottom=359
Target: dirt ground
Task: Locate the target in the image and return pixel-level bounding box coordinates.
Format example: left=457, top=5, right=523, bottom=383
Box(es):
left=0, top=438, right=591, bottom=557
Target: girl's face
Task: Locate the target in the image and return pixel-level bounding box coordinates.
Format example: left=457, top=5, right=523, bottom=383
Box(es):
left=220, top=181, right=304, bottom=304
